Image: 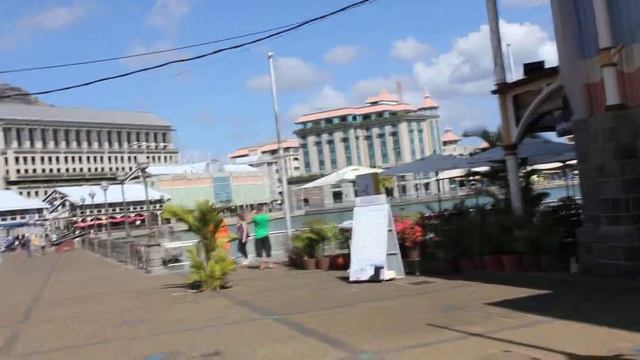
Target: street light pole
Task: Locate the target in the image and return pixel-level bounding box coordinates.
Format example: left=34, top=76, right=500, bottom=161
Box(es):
left=136, top=156, right=151, bottom=232
left=267, top=52, right=293, bottom=239
left=117, top=171, right=130, bottom=238
left=100, top=181, right=111, bottom=237
left=89, top=190, right=96, bottom=234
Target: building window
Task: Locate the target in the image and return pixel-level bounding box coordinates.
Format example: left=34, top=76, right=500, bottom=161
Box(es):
left=409, top=126, right=416, bottom=161
left=31, top=156, right=36, bottom=164
left=47, top=156, right=52, bottom=165
left=15, top=156, right=19, bottom=165
left=343, top=134, right=352, bottom=166
left=328, top=139, right=337, bottom=170
left=367, top=136, right=376, bottom=166
left=302, top=141, right=311, bottom=173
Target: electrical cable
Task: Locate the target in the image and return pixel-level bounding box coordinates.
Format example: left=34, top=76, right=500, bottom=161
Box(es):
left=0, top=0, right=372, bottom=99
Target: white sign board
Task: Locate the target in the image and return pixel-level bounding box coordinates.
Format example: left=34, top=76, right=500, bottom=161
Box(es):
left=349, top=195, right=404, bottom=282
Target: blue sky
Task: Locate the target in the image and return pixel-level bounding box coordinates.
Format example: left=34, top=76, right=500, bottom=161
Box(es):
left=0, top=0, right=556, bottom=161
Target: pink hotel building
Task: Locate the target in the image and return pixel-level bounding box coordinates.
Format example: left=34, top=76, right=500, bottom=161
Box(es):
left=294, top=91, right=442, bottom=174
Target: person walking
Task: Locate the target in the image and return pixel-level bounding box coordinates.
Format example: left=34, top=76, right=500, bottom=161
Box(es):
left=251, top=206, right=272, bottom=270
left=235, top=212, right=249, bottom=266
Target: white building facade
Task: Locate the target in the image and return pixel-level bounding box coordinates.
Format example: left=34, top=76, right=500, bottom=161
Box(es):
left=0, top=103, right=179, bottom=198
left=228, top=139, right=302, bottom=203
left=295, top=91, right=442, bottom=174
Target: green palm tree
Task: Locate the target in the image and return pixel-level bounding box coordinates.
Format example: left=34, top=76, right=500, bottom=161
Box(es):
left=162, top=200, right=235, bottom=290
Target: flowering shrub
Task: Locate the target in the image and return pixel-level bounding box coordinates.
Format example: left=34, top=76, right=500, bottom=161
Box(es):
left=395, top=218, right=424, bottom=248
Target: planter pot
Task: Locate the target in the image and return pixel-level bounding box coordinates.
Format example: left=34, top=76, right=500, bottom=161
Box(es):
left=303, top=257, right=317, bottom=270
left=522, top=254, right=541, bottom=272
left=458, top=257, right=476, bottom=273
left=540, top=254, right=563, bottom=272
left=330, top=253, right=350, bottom=270
left=317, top=256, right=331, bottom=271
left=484, top=255, right=504, bottom=272
left=501, top=254, right=520, bottom=273
left=406, top=246, right=421, bottom=260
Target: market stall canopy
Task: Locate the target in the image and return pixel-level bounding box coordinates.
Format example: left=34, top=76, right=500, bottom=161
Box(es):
left=0, top=190, right=48, bottom=212
left=48, top=184, right=171, bottom=206
left=384, top=154, right=493, bottom=176
left=297, top=166, right=383, bottom=189
left=468, top=137, right=574, bottom=165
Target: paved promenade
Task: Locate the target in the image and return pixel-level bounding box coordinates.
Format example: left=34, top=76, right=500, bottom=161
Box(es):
left=1, top=250, right=640, bottom=359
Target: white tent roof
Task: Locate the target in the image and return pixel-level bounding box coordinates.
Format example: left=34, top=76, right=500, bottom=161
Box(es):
left=0, top=190, right=48, bottom=212
left=52, top=184, right=170, bottom=205
left=147, top=162, right=257, bottom=176
left=297, top=166, right=384, bottom=189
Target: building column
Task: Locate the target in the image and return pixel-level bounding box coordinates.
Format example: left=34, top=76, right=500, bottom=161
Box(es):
left=0, top=126, right=5, bottom=149
left=333, top=131, right=346, bottom=169
left=59, top=129, right=67, bottom=149
left=385, top=125, right=396, bottom=165
left=321, top=133, right=331, bottom=172
left=69, top=129, right=77, bottom=149
left=372, top=127, right=383, bottom=167
left=110, top=130, right=118, bottom=150
left=47, top=128, right=55, bottom=149
left=398, top=122, right=412, bottom=163
left=412, top=123, right=421, bottom=159
left=101, top=130, right=109, bottom=149
left=307, top=134, right=319, bottom=173
left=34, top=128, right=43, bottom=149
left=91, top=130, right=99, bottom=149
left=21, top=128, right=31, bottom=149
left=347, top=128, right=358, bottom=166
left=9, top=128, right=17, bottom=148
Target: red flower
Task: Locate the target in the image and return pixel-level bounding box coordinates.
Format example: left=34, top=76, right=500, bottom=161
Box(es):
left=395, top=218, right=424, bottom=248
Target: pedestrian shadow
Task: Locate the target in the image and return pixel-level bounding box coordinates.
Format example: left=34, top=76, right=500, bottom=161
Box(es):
left=425, top=322, right=637, bottom=359
left=424, top=271, right=640, bottom=333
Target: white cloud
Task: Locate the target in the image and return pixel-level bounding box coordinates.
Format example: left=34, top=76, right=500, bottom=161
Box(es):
left=0, top=35, right=15, bottom=51
left=246, top=57, right=328, bottom=92
left=323, top=45, right=359, bottom=64
left=288, top=86, right=348, bottom=118
left=501, top=0, right=548, bottom=7
left=147, top=0, right=190, bottom=30
left=119, top=41, right=190, bottom=68
left=19, top=3, right=86, bottom=32
left=390, top=36, right=432, bottom=61
left=413, top=20, right=557, bottom=98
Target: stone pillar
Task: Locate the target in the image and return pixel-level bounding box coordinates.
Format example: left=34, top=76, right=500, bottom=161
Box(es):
left=69, top=129, right=77, bottom=149
left=101, top=130, right=109, bottom=149
left=0, top=126, right=5, bottom=150
left=59, top=129, right=67, bottom=149
left=321, top=133, right=331, bottom=172
left=412, top=123, right=422, bottom=159
left=110, top=130, right=118, bottom=150
left=333, top=131, right=346, bottom=169
left=33, top=128, right=44, bottom=149
left=90, top=130, right=99, bottom=149
left=307, top=134, right=319, bottom=173
left=385, top=125, right=396, bottom=165
left=22, top=128, right=31, bottom=149
left=47, top=128, right=55, bottom=149
left=371, top=127, right=382, bottom=167
left=80, top=130, right=88, bottom=149
left=575, top=107, right=640, bottom=277
left=398, top=122, right=412, bottom=163
left=348, top=128, right=358, bottom=166
left=9, top=128, right=17, bottom=148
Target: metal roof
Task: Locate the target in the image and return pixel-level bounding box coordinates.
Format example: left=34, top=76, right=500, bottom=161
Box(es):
left=52, top=184, right=170, bottom=205
left=0, top=190, right=48, bottom=212
left=0, top=103, right=171, bottom=127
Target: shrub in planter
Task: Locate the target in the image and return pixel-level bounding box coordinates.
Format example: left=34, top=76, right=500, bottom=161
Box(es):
left=396, top=217, right=424, bottom=260
left=292, top=220, right=340, bottom=271
left=330, top=253, right=349, bottom=270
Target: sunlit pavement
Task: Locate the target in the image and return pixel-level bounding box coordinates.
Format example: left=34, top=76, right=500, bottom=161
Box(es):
left=1, top=250, right=640, bottom=359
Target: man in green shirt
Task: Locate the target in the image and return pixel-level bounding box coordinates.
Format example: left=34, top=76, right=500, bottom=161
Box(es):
left=251, top=206, right=272, bottom=270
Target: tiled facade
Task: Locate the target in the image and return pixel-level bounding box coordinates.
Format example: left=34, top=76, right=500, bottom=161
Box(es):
left=294, top=92, right=442, bottom=174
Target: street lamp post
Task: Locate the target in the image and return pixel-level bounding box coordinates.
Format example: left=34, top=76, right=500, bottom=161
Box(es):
left=100, top=181, right=111, bottom=237
left=88, top=190, right=96, bottom=233
left=137, top=156, right=151, bottom=231
left=267, top=52, right=293, bottom=241
left=117, top=171, right=130, bottom=238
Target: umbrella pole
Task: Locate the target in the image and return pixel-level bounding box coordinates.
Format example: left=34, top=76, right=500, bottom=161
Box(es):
left=436, top=171, right=442, bottom=212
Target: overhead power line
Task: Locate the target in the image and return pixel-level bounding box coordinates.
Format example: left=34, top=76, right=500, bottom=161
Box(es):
left=0, top=21, right=305, bottom=74
left=0, top=0, right=372, bottom=100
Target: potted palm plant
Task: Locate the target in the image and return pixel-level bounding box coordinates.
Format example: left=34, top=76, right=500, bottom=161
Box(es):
left=162, top=200, right=236, bottom=291
left=291, top=222, right=327, bottom=270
